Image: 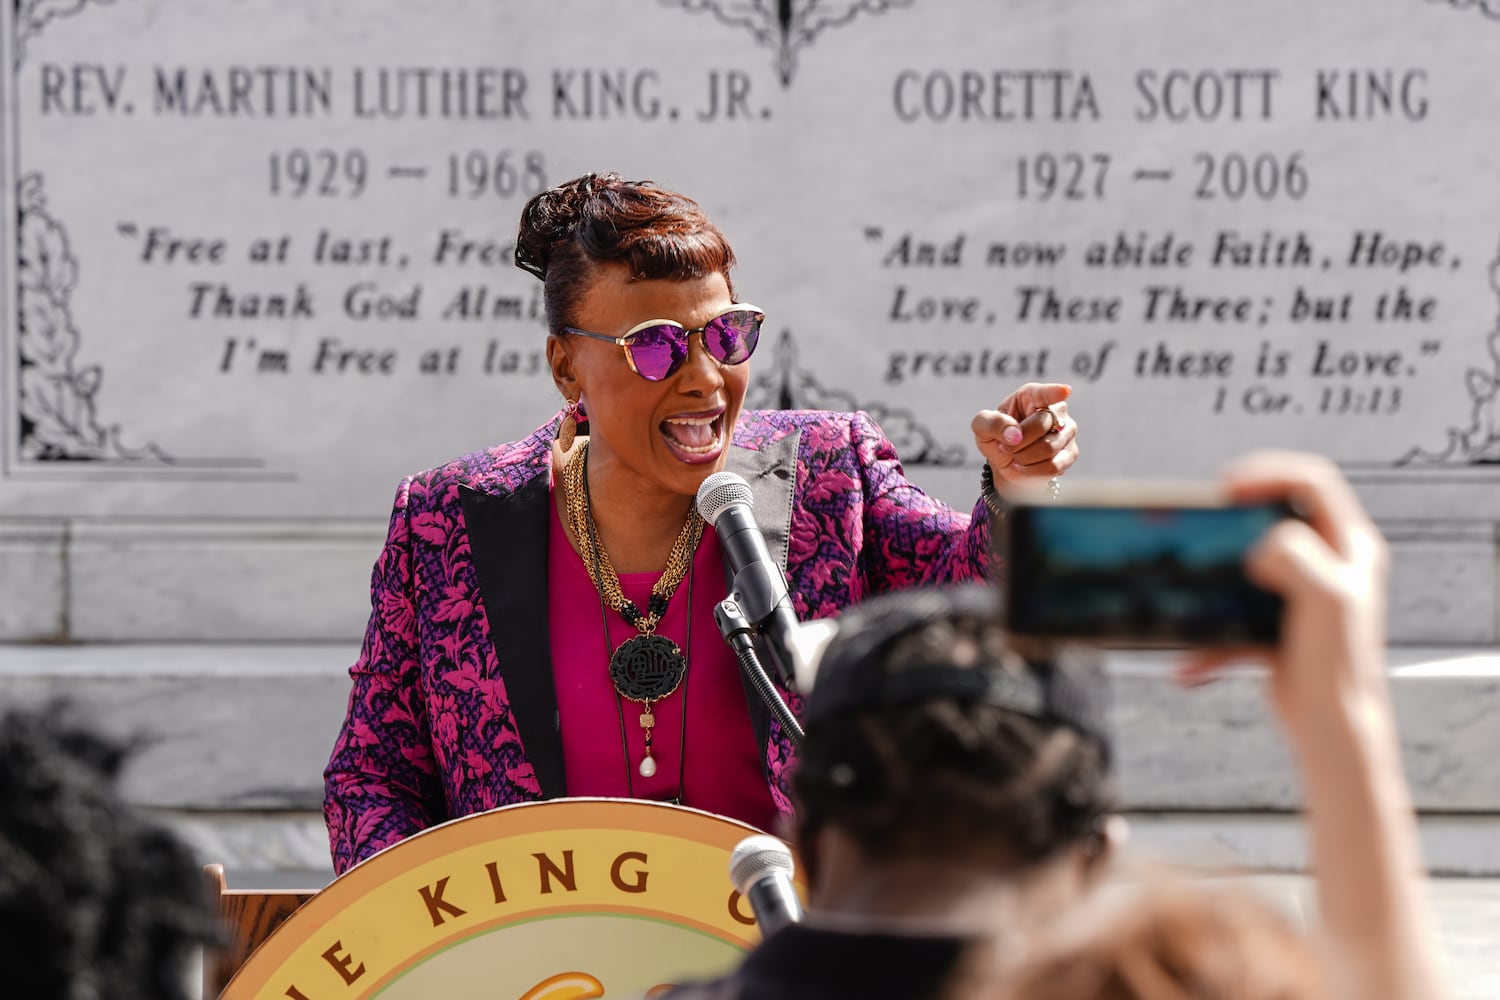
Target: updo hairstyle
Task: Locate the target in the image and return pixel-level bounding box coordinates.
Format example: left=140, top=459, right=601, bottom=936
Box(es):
left=514, top=172, right=737, bottom=336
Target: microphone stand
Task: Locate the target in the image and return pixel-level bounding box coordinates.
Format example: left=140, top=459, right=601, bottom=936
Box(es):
left=714, top=598, right=805, bottom=748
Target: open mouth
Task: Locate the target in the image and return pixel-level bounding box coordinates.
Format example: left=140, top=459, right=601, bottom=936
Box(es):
left=660, top=411, right=726, bottom=464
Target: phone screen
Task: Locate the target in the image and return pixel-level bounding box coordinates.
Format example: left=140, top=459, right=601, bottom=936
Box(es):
left=1003, top=502, right=1288, bottom=646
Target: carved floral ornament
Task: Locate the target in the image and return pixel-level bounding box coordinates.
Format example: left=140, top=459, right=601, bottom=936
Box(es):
left=661, top=0, right=915, bottom=85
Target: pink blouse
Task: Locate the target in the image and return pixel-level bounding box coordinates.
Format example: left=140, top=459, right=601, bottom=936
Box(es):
left=546, top=492, right=780, bottom=833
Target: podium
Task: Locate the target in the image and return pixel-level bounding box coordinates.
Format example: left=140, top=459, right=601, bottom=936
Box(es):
left=219, top=799, right=788, bottom=999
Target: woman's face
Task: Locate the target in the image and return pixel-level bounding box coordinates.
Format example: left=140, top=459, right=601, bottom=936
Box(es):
left=554, top=262, right=749, bottom=500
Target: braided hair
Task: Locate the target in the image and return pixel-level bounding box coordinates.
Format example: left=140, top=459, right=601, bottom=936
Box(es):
left=794, top=588, right=1115, bottom=868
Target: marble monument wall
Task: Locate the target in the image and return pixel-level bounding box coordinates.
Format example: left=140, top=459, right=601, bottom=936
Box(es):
left=3, top=0, right=1499, bottom=642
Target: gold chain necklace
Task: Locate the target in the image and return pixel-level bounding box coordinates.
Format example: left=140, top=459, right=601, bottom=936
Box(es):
left=562, top=441, right=702, bottom=632
left=561, top=441, right=703, bottom=777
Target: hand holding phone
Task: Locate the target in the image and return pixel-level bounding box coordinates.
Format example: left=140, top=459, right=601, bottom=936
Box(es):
left=998, top=482, right=1293, bottom=647
left=1178, top=452, right=1391, bottom=734
left=1173, top=455, right=1446, bottom=1000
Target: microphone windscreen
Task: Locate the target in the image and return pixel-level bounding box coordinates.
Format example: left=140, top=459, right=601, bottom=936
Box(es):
left=697, top=470, right=754, bottom=525
left=729, top=834, right=796, bottom=895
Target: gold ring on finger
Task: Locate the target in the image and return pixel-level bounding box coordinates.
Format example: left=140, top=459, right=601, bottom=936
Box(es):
left=1033, top=403, right=1065, bottom=436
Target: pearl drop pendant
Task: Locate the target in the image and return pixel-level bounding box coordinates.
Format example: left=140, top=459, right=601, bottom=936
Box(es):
left=639, top=754, right=658, bottom=778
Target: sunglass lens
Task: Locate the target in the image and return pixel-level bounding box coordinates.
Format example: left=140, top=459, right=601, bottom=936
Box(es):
left=704, top=310, right=762, bottom=366
left=629, top=324, right=689, bottom=380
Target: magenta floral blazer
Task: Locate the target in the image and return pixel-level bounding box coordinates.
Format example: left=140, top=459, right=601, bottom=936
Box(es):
left=323, top=409, right=992, bottom=873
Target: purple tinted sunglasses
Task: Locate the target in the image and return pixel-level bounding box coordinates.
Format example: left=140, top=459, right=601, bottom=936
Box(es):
left=560, top=304, right=764, bottom=382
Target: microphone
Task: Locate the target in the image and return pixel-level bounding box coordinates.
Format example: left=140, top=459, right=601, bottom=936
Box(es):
left=696, top=471, right=803, bottom=688
left=729, top=835, right=803, bottom=938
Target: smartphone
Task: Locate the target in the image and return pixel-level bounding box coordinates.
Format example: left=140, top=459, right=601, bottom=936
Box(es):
left=998, top=484, right=1292, bottom=647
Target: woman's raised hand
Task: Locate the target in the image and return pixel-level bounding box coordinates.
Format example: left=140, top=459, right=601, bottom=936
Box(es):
left=972, top=382, right=1078, bottom=482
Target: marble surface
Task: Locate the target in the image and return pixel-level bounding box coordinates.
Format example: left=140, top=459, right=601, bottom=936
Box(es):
left=1382, top=520, right=1498, bottom=645
left=1108, top=649, right=1500, bottom=812
left=13, top=461, right=1487, bottom=648
left=0, top=520, right=66, bottom=641
left=0, top=665, right=351, bottom=810
left=65, top=518, right=382, bottom=641
left=2, top=514, right=1496, bottom=644
left=2, top=642, right=1496, bottom=823
left=5, top=0, right=1499, bottom=525
left=1123, top=812, right=1500, bottom=877
left=156, top=808, right=1500, bottom=879
left=158, top=810, right=336, bottom=878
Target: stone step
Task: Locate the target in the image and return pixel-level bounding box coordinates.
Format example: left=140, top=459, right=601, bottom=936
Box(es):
left=153, top=809, right=1500, bottom=881
left=1108, top=647, right=1500, bottom=813
left=1, top=515, right=1494, bottom=645
left=3, top=643, right=1497, bottom=872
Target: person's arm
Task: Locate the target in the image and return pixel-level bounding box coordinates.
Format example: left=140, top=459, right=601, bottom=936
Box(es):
left=1180, top=452, right=1450, bottom=1000
left=323, top=477, right=447, bottom=874
left=853, top=381, right=1080, bottom=592
left=849, top=409, right=992, bottom=592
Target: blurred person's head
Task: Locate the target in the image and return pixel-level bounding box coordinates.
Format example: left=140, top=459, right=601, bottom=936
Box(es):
left=971, top=880, right=1325, bottom=999
left=791, top=585, right=1119, bottom=927
left=0, top=707, right=217, bottom=1000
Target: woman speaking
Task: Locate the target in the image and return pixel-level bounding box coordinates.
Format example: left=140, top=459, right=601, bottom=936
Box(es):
left=323, top=173, right=1079, bottom=873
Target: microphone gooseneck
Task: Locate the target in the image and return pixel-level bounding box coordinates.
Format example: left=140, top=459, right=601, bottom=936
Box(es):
left=715, top=596, right=805, bottom=746
left=729, top=835, right=803, bottom=938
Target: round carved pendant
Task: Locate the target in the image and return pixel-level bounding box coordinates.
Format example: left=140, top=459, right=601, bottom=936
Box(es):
left=609, top=634, right=687, bottom=703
